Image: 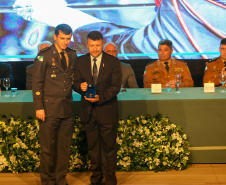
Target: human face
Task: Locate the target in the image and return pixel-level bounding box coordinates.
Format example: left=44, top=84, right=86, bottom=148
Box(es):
left=104, top=43, right=118, bottom=57
left=158, top=44, right=173, bottom=62
left=220, top=44, right=226, bottom=60
left=54, top=30, right=72, bottom=51
left=86, top=38, right=104, bottom=58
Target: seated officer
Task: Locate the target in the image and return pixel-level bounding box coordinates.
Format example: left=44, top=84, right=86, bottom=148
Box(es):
left=203, top=38, right=226, bottom=86
left=104, top=42, right=139, bottom=88
left=143, top=39, right=194, bottom=88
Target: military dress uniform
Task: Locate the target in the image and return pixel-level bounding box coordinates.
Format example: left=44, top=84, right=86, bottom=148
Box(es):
left=32, top=44, right=77, bottom=185
left=203, top=57, right=226, bottom=86
left=143, top=59, right=194, bottom=88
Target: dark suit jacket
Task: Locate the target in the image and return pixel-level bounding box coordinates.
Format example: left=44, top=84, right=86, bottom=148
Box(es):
left=26, top=64, right=34, bottom=90
left=121, top=62, right=138, bottom=88
left=0, top=63, right=14, bottom=88
left=73, top=52, right=122, bottom=124
left=32, top=44, right=77, bottom=118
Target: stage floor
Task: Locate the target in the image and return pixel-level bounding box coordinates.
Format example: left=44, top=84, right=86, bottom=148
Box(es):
left=1, top=164, right=226, bottom=185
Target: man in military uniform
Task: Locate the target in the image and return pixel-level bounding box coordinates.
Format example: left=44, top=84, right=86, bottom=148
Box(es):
left=103, top=42, right=139, bottom=88
left=203, top=38, right=226, bottom=86
left=26, top=41, right=52, bottom=90
left=32, top=24, right=77, bottom=185
left=143, top=39, right=194, bottom=88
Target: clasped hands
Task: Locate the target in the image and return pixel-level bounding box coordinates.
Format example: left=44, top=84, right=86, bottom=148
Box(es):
left=80, top=82, right=99, bottom=103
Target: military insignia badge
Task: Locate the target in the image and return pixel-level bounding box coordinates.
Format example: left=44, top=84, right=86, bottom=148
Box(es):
left=51, top=74, right=56, bottom=78
left=213, top=66, right=217, bottom=70
left=36, top=91, right=41, bottom=95
left=174, top=68, right=183, bottom=72
left=37, top=56, right=43, bottom=62
left=52, top=57, right=55, bottom=62
left=52, top=61, right=55, bottom=66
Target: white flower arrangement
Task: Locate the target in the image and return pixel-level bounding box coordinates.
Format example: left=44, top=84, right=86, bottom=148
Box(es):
left=116, top=113, right=190, bottom=172
left=0, top=113, right=190, bottom=173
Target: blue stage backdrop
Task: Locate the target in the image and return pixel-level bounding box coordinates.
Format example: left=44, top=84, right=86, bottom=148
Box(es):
left=0, top=0, right=225, bottom=61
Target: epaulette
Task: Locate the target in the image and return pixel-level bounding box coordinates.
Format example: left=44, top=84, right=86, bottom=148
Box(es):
left=67, top=47, right=76, bottom=52
left=39, top=46, right=51, bottom=53
left=208, top=57, right=219, bottom=63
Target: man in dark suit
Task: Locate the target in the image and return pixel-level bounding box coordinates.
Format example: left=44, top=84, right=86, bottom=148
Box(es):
left=26, top=41, right=52, bottom=90
left=103, top=42, right=138, bottom=88
left=73, top=31, right=122, bottom=185
left=32, top=24, right=77, bottom=185
left=0, top=62, right=13, bottom=88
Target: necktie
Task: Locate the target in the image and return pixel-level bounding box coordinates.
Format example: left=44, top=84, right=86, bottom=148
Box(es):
left=164, top=62, right=169, bottom=73
left=93, top=58, right=98, bottom=84
left=60, top=51, right=67, bottom=71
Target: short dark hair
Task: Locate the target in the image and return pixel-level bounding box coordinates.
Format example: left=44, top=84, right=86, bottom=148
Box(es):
left=220, top=38, right=226, bottom=45
left=158, top=39, right=173, bottom=49
left=55, top=24, right=72, bottom=36
left=87, top=31, right=103, bottom=41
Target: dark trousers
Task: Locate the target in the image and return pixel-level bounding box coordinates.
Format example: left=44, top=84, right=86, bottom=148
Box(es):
left=85, top=107, right=117, bottom=185
left=39, top=117, right=74, bottom=185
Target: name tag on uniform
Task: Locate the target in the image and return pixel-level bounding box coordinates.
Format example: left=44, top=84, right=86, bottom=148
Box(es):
left=151, top=84, right=162, bottom=94
left=204, top=83, right=215, bottom=93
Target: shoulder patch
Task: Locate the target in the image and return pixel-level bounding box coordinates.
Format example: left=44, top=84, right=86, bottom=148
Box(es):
left=208, top=57, right=219, bottom=63
left=37, top=56, right=43, bottom=62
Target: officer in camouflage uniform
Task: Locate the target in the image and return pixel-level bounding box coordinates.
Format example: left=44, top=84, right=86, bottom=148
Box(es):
left=144, top=39, right=194, bottom=88
left=203, top=38, right=226, bottom=87
left=32, top=24, right=77, bottom=185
